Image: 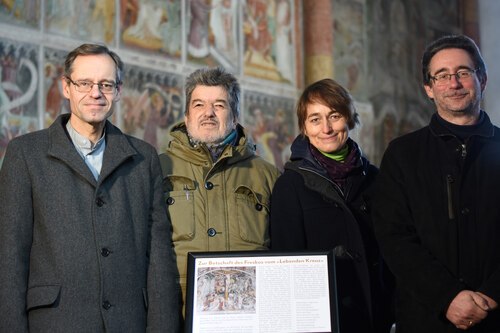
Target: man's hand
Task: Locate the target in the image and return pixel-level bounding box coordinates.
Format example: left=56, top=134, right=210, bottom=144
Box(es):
left=446, top=290, right=489, bottom=330
left=475, top=291, right=498, bottom=311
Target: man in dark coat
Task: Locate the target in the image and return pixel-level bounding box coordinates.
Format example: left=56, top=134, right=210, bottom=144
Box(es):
left=373, top=35, right=500, bottom=332
left=0, top=44, right=181, bottom=332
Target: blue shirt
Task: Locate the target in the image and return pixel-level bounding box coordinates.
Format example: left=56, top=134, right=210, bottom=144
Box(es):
left=66, top=120, right=105, bottom=180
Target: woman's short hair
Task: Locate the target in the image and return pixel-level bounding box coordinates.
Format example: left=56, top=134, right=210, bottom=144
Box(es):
left=296, top=78, right=359, bottom=135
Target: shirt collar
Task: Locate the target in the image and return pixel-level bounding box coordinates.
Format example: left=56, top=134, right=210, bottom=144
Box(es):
left=66, top=119, right=106, bottom=155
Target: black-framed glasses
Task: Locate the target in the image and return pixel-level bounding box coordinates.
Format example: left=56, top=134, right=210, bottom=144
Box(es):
left=430, top=69, right=478, bottom=86
left=66, top=77, right=118, bottom=93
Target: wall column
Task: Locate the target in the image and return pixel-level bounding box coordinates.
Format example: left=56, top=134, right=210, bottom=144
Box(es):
left=303, top=0, right=334, bottom=85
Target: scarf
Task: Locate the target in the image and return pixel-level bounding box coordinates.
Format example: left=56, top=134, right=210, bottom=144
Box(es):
left=188, top=129, right=238, bottom=161
left=309, top=138, right=363, bottom=191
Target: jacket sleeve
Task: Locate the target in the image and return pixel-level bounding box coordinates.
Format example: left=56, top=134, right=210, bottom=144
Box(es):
left=371, top=143, right=465, bottom=316
left=0, top=140, right=32, bottom=332
left=478, top=267, right=500, bottom=306
left=146, top=152, right=182, bottom=333
left=269, top=170, right=307, bottom=250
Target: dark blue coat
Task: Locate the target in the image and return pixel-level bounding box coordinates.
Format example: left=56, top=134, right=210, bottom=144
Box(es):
left=270, top=135, right=394, bottom=333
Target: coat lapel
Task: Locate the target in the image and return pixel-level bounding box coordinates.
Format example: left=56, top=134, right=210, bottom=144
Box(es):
left=47, top=114, right=138, bottom=185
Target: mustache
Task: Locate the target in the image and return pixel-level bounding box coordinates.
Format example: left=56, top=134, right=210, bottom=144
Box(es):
left=443, top=90, right=468, bottom=97
left=200, top=117, right=219, bottom=124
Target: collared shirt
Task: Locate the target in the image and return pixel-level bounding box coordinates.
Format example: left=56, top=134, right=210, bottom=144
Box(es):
left=66, top=120, right=106, bottom=180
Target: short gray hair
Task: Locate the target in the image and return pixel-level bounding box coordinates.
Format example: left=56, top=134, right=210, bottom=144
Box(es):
left=184, top=67, right=240, bottom=120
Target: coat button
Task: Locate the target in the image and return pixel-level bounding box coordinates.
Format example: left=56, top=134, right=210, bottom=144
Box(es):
left=95, top=198, right=104, bottom=207
left=255, top=203, right=263, bottom=211
left=207, top=228, right=217, bottom=237
left=102, top=301, right=112, bottom=310
left=166, top=197, right=175, bottom=205
left=360, top=204, right=368, bottom=212
left=101, top=248, right=111, bottom=257
left=204, top=182, right=214, bottom=190
left=461, top=207, right=470, bottom=215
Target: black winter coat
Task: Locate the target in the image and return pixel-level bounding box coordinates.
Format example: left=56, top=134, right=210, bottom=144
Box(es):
left=270, top=135, right=394, bottom=333
left=372, top=112, right=500, bottom=333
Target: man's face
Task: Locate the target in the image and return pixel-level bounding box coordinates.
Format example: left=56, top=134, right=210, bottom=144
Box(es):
left=62, top=54, right=120, bottom=131
left=185, top=85, right=236, bottom=144
left=424, top=48, right=486, bottom=122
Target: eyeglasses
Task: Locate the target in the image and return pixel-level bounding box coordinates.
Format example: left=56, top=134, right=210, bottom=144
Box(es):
left=66, top=77, right=118, bottom=93
left=430, top=69, right=477, bottom=86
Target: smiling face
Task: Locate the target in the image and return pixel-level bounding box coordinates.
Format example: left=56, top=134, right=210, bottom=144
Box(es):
left=424, top=48, right=486, bottom=124
left=304, top=102, right=349, bottom=153
left=62, top=54, right=121, bottom=133
left=185, top=85, right=236, bottom=144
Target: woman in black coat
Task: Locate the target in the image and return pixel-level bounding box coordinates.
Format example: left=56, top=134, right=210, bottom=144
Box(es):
left=270, top=78, right=394, bottom=333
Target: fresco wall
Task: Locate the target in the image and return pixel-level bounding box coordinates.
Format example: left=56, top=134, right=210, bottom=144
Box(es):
left=334, top=0, right=464, bottom=164
left=0, top=0, right=470, bottom=168
left=0, top=0, right=298, bottom=169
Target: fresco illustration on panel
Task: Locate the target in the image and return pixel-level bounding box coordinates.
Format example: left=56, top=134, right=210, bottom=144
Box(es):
left=244, top=91, right=294, bottom=170
left=121, top=0, right=182, bottom=59
left=186, top=0, right=239, bottom=71
left=0, top=38, right=39, bottom=165
left=0, top=0, right=40, bottom=29
left=196, top=266, right=256, bottom=313
left=120, top=65, right=183, bottom=152
left=243, top=0, right=293, bottom=83
left=45, top=0, right=115, bottom=44
left=43, top=47, right=70, bottom=128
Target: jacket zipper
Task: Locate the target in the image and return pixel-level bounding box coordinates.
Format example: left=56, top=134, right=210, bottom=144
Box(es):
left=460, top=143, right=467, bottom=158
left=446, top=174, right=455, bottom=220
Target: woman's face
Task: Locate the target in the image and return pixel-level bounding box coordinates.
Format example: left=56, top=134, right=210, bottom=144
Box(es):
left=303, top=102, right=349, bottom=153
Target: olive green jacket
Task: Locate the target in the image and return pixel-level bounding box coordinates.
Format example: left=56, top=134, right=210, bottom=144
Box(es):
left=159, top=122, right=280, bottom=307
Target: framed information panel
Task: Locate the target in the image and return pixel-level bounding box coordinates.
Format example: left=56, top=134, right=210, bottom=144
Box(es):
left=185, top=251, right=339, bottom=333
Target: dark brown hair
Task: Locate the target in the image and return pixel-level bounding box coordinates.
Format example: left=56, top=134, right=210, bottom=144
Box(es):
left=421, top=35, right=487, bottom=86
left=64, top=43, right=124, bottom=84
left=296, top=78, right=358, bottom=135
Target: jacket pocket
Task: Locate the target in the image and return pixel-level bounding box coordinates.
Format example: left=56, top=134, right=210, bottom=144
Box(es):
left=26, top=285, right=61, bottom=311
left=234, top=185, right=270, bottom=246
left=164, top=175, right=196, bottom=242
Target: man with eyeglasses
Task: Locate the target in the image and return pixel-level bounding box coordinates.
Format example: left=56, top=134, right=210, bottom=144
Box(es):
left=372, top=34, right=500, bottom=332
left=0, top=44, right=181, bottom=332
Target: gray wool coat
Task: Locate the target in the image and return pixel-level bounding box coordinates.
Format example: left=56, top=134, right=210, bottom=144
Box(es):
left=0, top=114, right=181, bottom=332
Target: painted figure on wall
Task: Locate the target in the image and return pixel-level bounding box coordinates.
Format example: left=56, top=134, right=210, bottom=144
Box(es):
left=0, top=0, right=40, bottom=28
left=43, top=48, right=69, bottom=127
left=120, top=66, right=183, bottom=152
left=244, top=91, right=295, bottom=170
left=187, top=0, right=212, bottom=58
left=333, top=0, right=365, bottom=94
left=187, top=0, right=239, bottom=70
left=122, top=0, right=181, bottom=57
left=0, top=40, right=38, bottom=166
left=243, top=0, right=294, bottom=83
left=45, top=0, right=115, bottom=44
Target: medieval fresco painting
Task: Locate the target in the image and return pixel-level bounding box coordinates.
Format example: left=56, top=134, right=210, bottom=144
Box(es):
left=121, top=0, right=182, bottom=59
left=45, top=0, right=115, bottom=44
left=243, top=90, right=295, bottom=171
left=0, top=0, right=40, bottom=29
left=119, top=64, right=183, bottom=152
left=243, top=0, right=294, bottom=83
left=43, top=47, right=70, bottom=128
left=0, top=38, right=39, bottom=165
left=186, top=0, right=240, bottom=71
left=197, top=266, right=257, bottom=313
